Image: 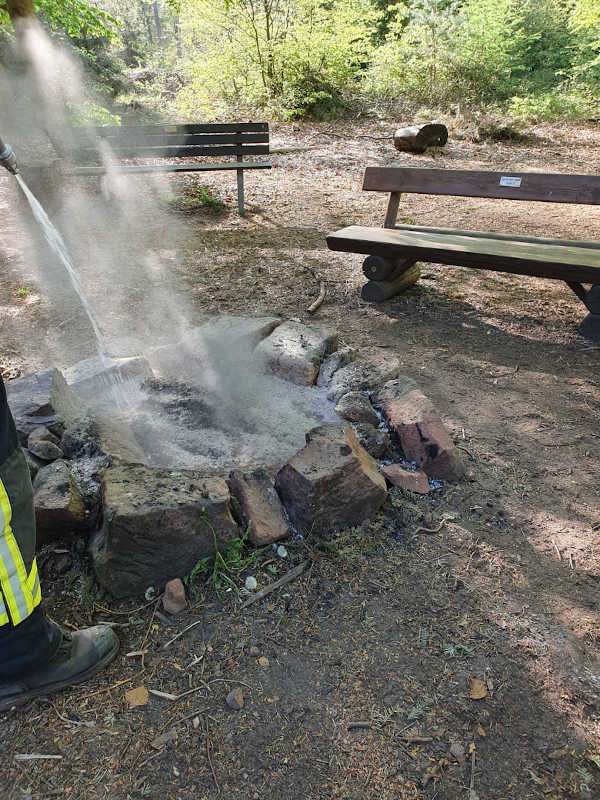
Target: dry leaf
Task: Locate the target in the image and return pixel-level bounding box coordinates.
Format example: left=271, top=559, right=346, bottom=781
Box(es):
left=469, top=678, right=488, bottom=700
left=468, top=742, right=476, bottom=754
left=449, top=741, right=465, bottom=763
left=125, top=685, right=149, bottom=708
left=258, top=656, right=270, bottom=667
left=548, top=748, right=567, bottom=759
left=476, top=724, right=486, bottom=737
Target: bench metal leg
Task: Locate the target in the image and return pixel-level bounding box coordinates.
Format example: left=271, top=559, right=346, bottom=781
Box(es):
left=566, top=282, right=600, bottom=341
left=236, top=155, right=245, bottom=216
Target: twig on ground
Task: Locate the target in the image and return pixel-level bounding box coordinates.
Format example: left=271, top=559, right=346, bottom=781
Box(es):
left=401, top=735, right=433, bottom=743
left=52, top=703, right=95, bottom=728
left=348, top=721, right=373, bottom=730
left=14, top=754, right=63, bottom=761
left=204, top=716, right=220, bottom=793
left=552, top=539, right=562, bottom=561
left=412, top=514, right=455, bottom=536
left=139, top=596, right=163, bottom=653
left=78, top=670, right=144, bottom=700
left=172, top=707, right=212, bottom=726
left=162, top=619, right=203, bottom=649
left=320, top=129, right=391, bottom=141
left=94, top=598, right=158, bottom=616
left=457, top=444, right=476, bottom=459
left=302, top=264, right=326, bottom=314
left=239, top=561, right=309, bottom=610
left=208, top=678, right=254, bottom=689
left=149, top=682, right=212, bottom=702
left=469, top=750, right=479, bottom=799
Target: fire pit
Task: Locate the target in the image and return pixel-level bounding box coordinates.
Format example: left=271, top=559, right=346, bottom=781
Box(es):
left=6, top=315, right=464, bottom=598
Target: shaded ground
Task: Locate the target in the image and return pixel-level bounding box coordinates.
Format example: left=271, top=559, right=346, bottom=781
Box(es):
left=1, top=119, right=599, bottom=799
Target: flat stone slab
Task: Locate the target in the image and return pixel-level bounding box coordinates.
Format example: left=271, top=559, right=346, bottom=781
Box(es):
left=275, top=424, right=387, bottom=536
left=376, top=378, right=464, bottom=482
left=91, top=464, right=239, bottom=598
left=381, top=464, right=430, bottom=494
left=33, top=459, right=87, bottom=545
left=64, top=355, right=153, bottom=402
left=228, top=468, right=289, bottom=546
left=255, top=322, right=338, bottom=386
left=4, top=368, right=81, bottom=444
left=327, top=348, right=401, bottom=402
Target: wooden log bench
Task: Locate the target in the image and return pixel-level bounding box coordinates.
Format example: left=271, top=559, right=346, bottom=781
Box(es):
left=326, top=167, right=600, bottom=341
left=65, top=122, right=271, bottom=215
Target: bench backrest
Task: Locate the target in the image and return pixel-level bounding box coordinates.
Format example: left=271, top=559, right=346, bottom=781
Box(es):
left=364, top=167, right=600, bottom=205
left=70, top=122, right=269, bottom=161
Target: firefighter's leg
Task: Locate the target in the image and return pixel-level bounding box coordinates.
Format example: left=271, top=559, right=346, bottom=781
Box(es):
left=0, top=373, right=59, bottom=677
left=0, top=373, right=118, bottom=709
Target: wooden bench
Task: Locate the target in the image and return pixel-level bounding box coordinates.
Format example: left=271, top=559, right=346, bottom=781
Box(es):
left=326, top=167, right=600, bottom=341
left=67, top=122, right=271, bottom=215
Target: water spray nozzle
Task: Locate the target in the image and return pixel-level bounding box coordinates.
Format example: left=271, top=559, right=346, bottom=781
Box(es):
left=0, top=137, right=19, bottom=175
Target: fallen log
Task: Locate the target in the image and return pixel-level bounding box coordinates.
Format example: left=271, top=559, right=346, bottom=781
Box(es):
left=393, top=124, right=448, bottom=154
left=361, top=264, right=421, bottom=303
left=362, top=254, right=415, bottom=281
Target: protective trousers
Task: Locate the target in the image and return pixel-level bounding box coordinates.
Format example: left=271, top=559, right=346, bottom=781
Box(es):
left=0, top=373, right=58, bottom=679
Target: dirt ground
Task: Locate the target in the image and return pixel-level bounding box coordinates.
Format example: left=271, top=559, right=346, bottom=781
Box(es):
left=1, top=119, right=599, bottom=799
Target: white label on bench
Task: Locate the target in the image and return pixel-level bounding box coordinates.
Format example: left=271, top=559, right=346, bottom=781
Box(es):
left=499, top=176, right=522, bottom=187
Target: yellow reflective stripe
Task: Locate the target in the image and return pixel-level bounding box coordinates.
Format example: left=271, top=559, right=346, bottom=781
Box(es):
left=0, top=595, right=8, bottom=626
left=0, top=478, right=34, bottom=625
left=28, top=558, right=42, bottom=608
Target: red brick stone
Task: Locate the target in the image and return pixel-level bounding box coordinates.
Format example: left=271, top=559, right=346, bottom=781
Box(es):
left=381, top=464, right=430, bottom=494
left=228, top=468, right=289, bottom=546
left=377, top=378, right=464, bottom=483
left=275, top=424, right=387, bottom=535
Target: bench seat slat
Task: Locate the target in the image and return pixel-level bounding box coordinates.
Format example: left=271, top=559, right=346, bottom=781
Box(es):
left=326, top=225, right=600, bottom=284
left=69, top=161, right=272, bottom=176
left=393, top=223, right=600, bottom=251
left=363, top=167, right=600, bottom=205
left=74, top=145, right=270, bottom=159
left=82, top=122, right=269, bottom=137
left=70, top=133, right=269, bottom=147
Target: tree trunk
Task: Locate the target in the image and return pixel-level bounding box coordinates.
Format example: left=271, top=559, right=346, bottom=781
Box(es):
left=393, top=124, right=448, bottom=154
left=6, top=0, right=34, bottom=20
left=361, top=264, right=421, bottom=303
left=153, top=1, right=163, bottom=48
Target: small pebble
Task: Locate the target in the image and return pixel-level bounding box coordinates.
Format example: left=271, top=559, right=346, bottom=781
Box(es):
left=249, top=645, right=260, bottom=657
left=226, top=687, right=245, bottom=710
left=276, top=545, right=288, bottom=558
left=245, top=576, right=258, bottom=591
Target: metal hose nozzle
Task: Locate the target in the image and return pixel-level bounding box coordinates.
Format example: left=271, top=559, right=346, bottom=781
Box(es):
left=0, top=136, right=19, bottom=175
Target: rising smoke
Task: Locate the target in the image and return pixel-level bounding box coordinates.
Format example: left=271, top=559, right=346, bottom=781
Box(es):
left=0, top=21, right=337, bottom=470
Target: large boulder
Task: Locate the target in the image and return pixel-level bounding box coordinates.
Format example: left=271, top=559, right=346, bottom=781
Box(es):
left=228, top=468, right=289, bottom=546
left=255, top=322, right=338, bottom=386
left=91, top=464, right=239, bottom=598
left=33, top=459, right=87, bottom=545
left=376, top=378, right=464, bottom=482
left=275, top=424, right=387, bottom=536
left=4, top=368, right=81, bottom=444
